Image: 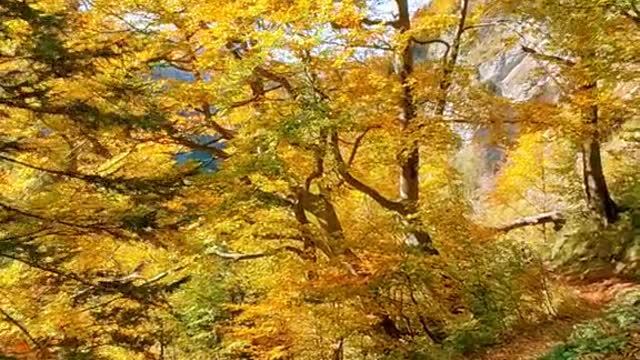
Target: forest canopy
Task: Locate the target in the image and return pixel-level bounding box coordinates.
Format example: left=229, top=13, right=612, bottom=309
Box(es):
left=0, top=0, right=639, bottom=359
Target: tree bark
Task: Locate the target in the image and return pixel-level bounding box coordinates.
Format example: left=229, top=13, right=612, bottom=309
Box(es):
left=581, top=84, right=618, bottom=225
left=583, top=138, right=618, bottom=225
left=394, top=0, right=438, bottom=254
left=298, top=188, right=363, bottom=276
left=396, top=1, right=419, bottom=204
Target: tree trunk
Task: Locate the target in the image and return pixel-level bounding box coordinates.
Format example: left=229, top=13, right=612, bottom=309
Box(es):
left=395, top=0, right=437, bottom=254
left=582, top=137, right=618, bottom=224
left=299, top=188, right=365, bottom=275
left=581, top=86, right=618, bottom=225
left=332, top=338, right=344, bottom=360
left=396, top=0, right=419, bottom=205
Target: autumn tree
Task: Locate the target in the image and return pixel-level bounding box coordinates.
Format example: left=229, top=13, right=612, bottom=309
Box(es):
left=0, top=0, right=637, bottom=359
left=493, top=0, right=640, bottom=225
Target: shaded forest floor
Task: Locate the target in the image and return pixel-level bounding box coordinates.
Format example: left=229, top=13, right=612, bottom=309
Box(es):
left=466, top=276, right=640, bottom=360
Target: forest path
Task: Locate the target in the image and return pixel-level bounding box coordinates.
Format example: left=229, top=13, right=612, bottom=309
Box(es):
left=465, top=277, right=640, bottom=360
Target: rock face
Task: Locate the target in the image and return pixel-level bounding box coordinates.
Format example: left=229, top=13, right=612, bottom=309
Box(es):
left=477, top=48, right=559, bottom=103
left=452, top=22, right=562, bottom=183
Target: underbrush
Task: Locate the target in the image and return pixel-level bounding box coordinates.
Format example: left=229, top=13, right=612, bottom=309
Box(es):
left=551, top=214, right=640, bottom=282
left=537, top=289, right=640, bottom=360
left=393, top=238, right=569, bottom=360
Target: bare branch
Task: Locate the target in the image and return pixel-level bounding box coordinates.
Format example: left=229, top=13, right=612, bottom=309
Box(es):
left=209, top=246, right=309, bottom=261
left=444, top=0, right=470, bottom=81
left=494, top=211, right=566, bottom=233
left=229, top=84, right=285, bottom=108
left=521, top=46, right=576, bottom=67
left=462, top=19, right=513, bottom=32
left=320, top=40, right=393, bottom=51
left=140, top=263, right=191, bottom=285
left=0, top=154, right=91, bottom=182
left=432, top=0, right=471, bottom=116
left=0, top=153, right=188, bottom=196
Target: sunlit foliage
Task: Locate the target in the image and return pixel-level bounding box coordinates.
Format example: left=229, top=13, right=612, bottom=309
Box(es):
left=0, top=0, right=638, bottom=359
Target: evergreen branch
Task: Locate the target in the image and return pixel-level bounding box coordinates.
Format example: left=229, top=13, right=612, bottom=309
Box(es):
left=0, top=252, right=92, bottom=286
left=0, top=200, right=125, bottom=238
left=0, top=154, right=188, bottom=195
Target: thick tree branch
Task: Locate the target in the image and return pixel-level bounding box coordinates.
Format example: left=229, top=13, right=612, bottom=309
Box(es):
left=305, top=156, right=324, bottom=191
left=494, top=211, right=566, bottom=233
left=255, top=67, right=295, bottom=96
left=361, top=18, right=401, bottom=28
left=200, top=105, right=237, bottom=140
left=329, top=132, right=406, bottom=214
left=411, top=38, right=451, bottom=60
left=305, top=134, right=327, bottom=191
left=624, top=10, right=640, bottom=25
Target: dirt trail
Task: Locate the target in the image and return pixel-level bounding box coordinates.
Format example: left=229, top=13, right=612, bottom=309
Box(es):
left=465, top=277, right=640, bottom=360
